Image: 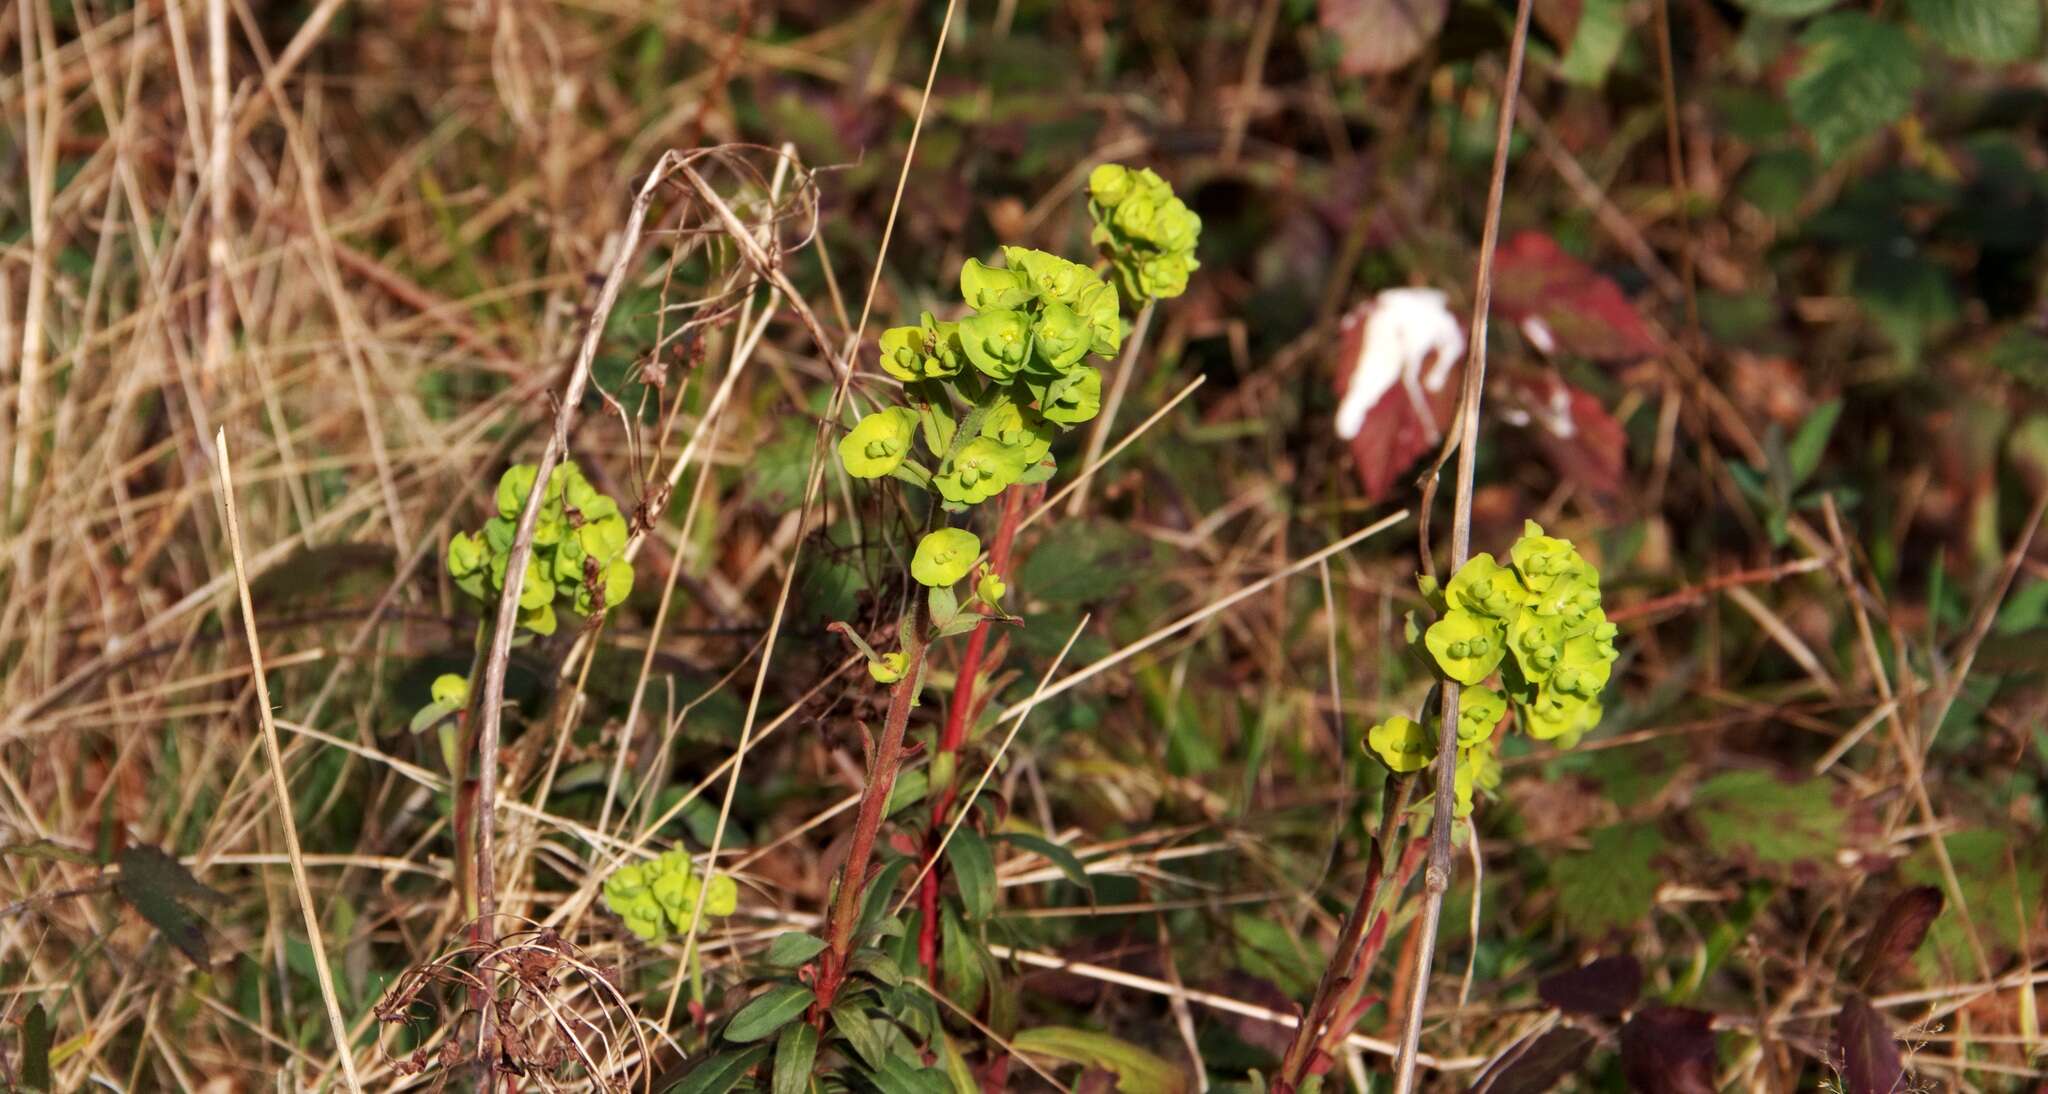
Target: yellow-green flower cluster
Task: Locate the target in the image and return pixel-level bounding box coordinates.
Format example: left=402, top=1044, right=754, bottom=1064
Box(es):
left=600, top=849, right=738, bottom=942
left=1086, top=164, right=1202, bottom=303
left=446, top=461, right=635, bottom=636
left=843, top=246, right=1128, bottom=589
left=1430, top=521, right=1617, bottom=749
left=1365, top=522, right=1620, bottom=816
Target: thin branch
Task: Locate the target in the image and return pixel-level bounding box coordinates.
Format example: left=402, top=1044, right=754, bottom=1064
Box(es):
left=1393, top=4, right=1536, bottom=1089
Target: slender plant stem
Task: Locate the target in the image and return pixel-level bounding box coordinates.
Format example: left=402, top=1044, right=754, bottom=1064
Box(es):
left=813, top=597, right=930, bottom=1013
left=1391, top=4, right=1535, bottom=1089
left=917, top=483, right=1031, bottom=971
left=1273, top=773, right=1415, bottom=1091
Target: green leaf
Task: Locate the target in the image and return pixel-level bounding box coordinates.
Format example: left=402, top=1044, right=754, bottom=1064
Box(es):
left=868, top=1052, right=958, bottom=1094
left=939, top=904, right=987, bottom=1012
left=1556, top=0, right=1627, bottom=85
left=857, top=857, right=912, bottom=942
left=849, top=948, right=906, bottom=989
left=1788, top=15, right=1922, bottom=164
left=1017, top=519, right=1157, bottom=603
left=1, top=839, right=96, bottom=866
left=1013, top=1026, right=1191, bottom=1093
left=1553, top=824, right=1664, bottom=936
left=832, top=1000, right=889, bottom=1069
left=20, top=1003, right=52, bottom=1092
left=663, top=1045, right=772, bottom=1094
left=772, top=1021, right=819, bottom=1094
left=723, top=983, right=815, bottom=1043
left=1906, top=0, right=2041, bottom=62
left=1733, top=0, right=1839, bottom=14
left=1692, top=771, right=1845, bottom=865
left=994, top=832, right=1091, bottom=892
left=945, top=828, right=997, bottom=922
left=1904, top=829, right=2042, bottom=974
left=115, top=845, right=225, bottom=967
left=1852, top=251, right=1956, bottom=363
left=1786, top=399, right=1842, bottom=488
left=764, top=932, right=829, bottom=967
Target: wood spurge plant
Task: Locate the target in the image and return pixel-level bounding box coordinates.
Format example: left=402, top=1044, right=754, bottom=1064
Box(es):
left=31, top=6, right=2048, bottom=1091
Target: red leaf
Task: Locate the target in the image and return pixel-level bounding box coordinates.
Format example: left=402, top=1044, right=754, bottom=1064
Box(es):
left=1538, top=953, right=1643, bottom=1017
left=1835, top=995, right=1905, bottom=1094
left=1853, top=887, right=1943, bottom=990
left=1472, top=1028, right=1595, bottom=1094
left=1331, top=297, right=1462, bottom=504
left=1504, top=372, right=1628, bottom=502
left=1494, top=231, right=1660, bottom=362
left=1620, top=1005, right=1716, bottom=1094
left=1319, top=0, right=1450, bottom=76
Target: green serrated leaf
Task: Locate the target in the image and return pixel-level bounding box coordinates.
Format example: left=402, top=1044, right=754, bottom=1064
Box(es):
left=1692, top=771, right=1845, bottom=865
left=1788, top=14, right=1922, bottom=164
left=1553, top=823, right=1664, bottom=936
left=115, top=845, right=225, bottom=967
left=663, top=1045, right=773, bottom=1094
left=1907, top=0, right=2041, bottom=62
left=945, top=828, right=997, bottom=922
left=764, top=932, right=829, bottom=967
left=723, top=983, right=814, bottom=1043
left=772, top=1021, right=819, bottom=1094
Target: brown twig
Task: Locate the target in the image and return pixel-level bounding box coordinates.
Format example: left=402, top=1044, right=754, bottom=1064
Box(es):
left=467, top=149, right=689, bottom=1064
left=1393, top=3, right=1535, bottom=1088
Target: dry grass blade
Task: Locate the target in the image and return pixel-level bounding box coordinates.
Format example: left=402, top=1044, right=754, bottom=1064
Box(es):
left=210, top=428, right=364, bottom=1092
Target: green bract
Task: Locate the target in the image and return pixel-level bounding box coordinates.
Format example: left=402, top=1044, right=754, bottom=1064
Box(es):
left=878, top=314, right=965, bottom=382
left=839, top=407, right=920, bottom=479
left=1425, top=609, right=1506, bottom=685
left=1028, top=366, right=1102, bottom=426
left=447, top=461, right=635, bottom=635
left=1367, top=715, right=1434, bottom=773
left=976, top=566, right=1006, bottom=608
left=431, top=673, right=469, bottom=708
left=601, top=849, right=738, bottom=942
left=935, top=438, right=1029, bottom=506
left=1031, top=302, right=1092, bottom=372
left=1005, top=246, right=1095, bottom=306
left=1087, top=164, right=1203, bottom=304
left=980, top=402, right=1054, bottom=466
left=960, top=308, right=1034, bottom=381
left=961, top=258, right=1034, bottom=311
left=869, top=651, right=908, bottom=684
left=1459, top=685, right=1506, bottom=747
left=912, top=528, right=981, bottom=588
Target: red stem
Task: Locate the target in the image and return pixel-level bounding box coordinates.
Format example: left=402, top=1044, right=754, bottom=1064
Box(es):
left=811, top=601, right=929, bottom=1016
left=918, top=486, right=1031, bottom=973
left=1273, top=776, right=1421, bottom=1092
